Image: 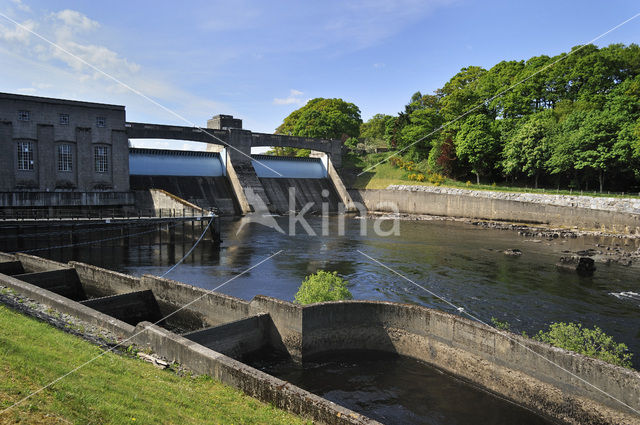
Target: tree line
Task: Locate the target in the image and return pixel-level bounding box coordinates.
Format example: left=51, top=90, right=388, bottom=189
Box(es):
left=274, top=44, right=640, bottom=192
left=362, top=43, right=640, bottom=191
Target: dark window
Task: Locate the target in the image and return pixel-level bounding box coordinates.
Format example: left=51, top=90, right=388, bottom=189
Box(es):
left=18, top=110, right=30, bottom=121
left=59, top=114, right=69, bottom=125
left=96, top=116, right=106, bottom=127
left=94, top=146, right=108, bottom=173
left=57, top=144, right=72, bottom=172
left=17, top=142, right=34, bottom=170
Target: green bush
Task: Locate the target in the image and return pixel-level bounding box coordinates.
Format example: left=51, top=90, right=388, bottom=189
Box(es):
left=491, top=317, right=510, bottom=331
left=294, top=271, right=353, bottom=305
left=534, top=322, right=633, bottom=368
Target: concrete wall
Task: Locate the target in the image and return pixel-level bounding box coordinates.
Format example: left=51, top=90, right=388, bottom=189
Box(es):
left=0, top=191, right=134, bottom=207
left=2, top=253, right=639, bottom=424
left=352, top=189, right=640, bottom=233
left=300, top=301, right=640, bottom=423
left=132, top=322, right=378, bottom=425
left=0, top=92, right=129, bottom=193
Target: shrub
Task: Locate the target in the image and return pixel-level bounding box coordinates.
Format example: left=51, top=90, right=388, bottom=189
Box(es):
left=534, top=322, right=633, bottom=368
left=428, top=172, right=445, bottom=185
left=416, top=173, right=425, bottom=182
left=294, top=271, right=353, bottom=305
left=491, top=317, right=510, bottom=331
left=466, top=180, right=472, bottom=187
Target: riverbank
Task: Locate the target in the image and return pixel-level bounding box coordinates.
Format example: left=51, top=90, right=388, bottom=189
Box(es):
left=0, top=286, right=309, bottom=425
left=351, top=187, right=640, bottom=237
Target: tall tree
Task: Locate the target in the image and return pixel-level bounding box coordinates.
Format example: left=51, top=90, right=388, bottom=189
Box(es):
left=455, top=114, right=499, bottom=184
left=502, top=110, right=555, bottom=188
left=276, top=98, right=362, bottom=139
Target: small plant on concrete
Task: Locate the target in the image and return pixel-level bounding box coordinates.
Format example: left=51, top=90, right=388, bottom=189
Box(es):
left=294, top=270, right=353, bottom=305
left=534, top=322, right=633, bottom=368
left=491, top=317, right=510, bottom=331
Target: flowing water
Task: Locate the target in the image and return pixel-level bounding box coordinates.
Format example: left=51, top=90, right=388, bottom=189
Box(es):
left=2, top=215, right=639, bottom=423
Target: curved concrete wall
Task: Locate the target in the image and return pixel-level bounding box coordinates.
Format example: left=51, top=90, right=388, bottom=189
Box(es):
left=2, top=253, right=639, bottom=424
left=351, top=188, right=640, bottom=234
left=300, top=301, right=640, bottom=423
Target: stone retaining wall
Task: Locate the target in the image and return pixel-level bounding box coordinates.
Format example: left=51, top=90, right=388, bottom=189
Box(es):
left=352, top=188, right=640, bottom=234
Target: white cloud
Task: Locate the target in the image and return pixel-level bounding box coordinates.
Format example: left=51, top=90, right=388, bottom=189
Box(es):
left=373, top=62, right=385, bottom=69
left=10, top=0, right=31, bottom=13
left=0, top=19, right=35, bottom=44
left=53, top=9, right=99, bottom=32
left=273, top=89, right=306, bottom=105
left=0, top=7, right=229, bottom=126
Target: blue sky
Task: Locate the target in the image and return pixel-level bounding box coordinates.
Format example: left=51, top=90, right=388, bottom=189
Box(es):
left=1, top=0, right=639, bottom=150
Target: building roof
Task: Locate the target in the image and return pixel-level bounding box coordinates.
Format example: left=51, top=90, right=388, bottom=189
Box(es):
left=0, top=92, right=125, bottom=110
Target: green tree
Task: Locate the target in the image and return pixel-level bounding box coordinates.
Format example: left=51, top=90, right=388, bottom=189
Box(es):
left=276, top=98, right=362, bottom=140
left=502, top=110, right=555, bottom=188
left=535, top=322, right=632, bottom=368
left=360, top=113, right=394, bottom=150
left=293, top=270, right=353, bottom=305
left=455, top=114, right=499, bottom=184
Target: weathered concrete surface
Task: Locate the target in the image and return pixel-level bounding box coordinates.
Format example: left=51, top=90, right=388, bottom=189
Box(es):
left=135, top=188, right=206, bottom=215
left=2, top=253, right=639, bottom=424
left=389, top=184, right=640, bottom=214
left=249, top=295, right=303, bottom=361
left=133, top=321, right=379, bottom=425
left=14, top=268, right=86, bottom=301
left=16, top=253, right=70, bottom=273
left=182, top=313, right=270, bottom=360
left=301, top=301, right=640, bottom=425
left=327, top=157, right=356, bottom=212
left=0, top=270, right=134, bottom=337
left=81, top=290, right=161, bottom=326
left=351, top=188, right=640, bottom=234
left=70, top=262, right=250, bottom=330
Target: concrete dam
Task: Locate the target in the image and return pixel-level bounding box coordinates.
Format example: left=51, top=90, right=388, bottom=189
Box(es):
left=129, top=147, right=345, bottom=215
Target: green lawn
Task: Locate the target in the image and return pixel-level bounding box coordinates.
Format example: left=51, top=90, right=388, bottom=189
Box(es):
left=0, top=305, right=310, bottom=425
left=348, top=151, right=640, bottom=198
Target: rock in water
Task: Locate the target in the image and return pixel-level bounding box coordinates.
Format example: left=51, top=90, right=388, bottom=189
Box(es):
left=503, top=249, right=522, bottom=257
left=556, top=256, right=596, bottom=276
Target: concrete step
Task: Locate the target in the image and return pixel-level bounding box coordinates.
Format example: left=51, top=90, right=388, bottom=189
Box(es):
left=81, top=289, right=162, bottom=326
left=181, top=313, right=270, bottom=360
left=14, top=269, right=86, bottom=301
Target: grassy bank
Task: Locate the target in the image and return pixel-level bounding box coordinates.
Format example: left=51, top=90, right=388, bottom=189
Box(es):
left=0, top=305, right=310, bottom=425
left=347, top=151, right=640, bottom=198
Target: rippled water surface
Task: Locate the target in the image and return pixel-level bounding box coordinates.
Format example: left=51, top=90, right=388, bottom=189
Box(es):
left=4, top=216, right=639, bottom=368
left=4, top=215, right=639, bottom=423
left=249, top=350, right=555, bottom=425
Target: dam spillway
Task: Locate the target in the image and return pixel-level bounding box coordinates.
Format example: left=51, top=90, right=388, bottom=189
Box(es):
left=129, top=149, right=344, bottom=214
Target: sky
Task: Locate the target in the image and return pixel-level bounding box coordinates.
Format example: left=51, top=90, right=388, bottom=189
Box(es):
left=1, top=0, right=639, bottom=151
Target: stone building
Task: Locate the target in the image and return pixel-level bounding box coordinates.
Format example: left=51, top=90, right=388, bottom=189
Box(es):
left=0, top=92, right=129, bottom=194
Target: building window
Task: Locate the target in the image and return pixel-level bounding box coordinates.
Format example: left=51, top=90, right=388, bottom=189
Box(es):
left=94, top=146, right=109, bottom=173
left=18, top=110, right=30, bottom=121
left=59, top=114, right=69, bottom=125
left=57, top=144, right=72, bottom=172
left=96, top=116, right=106, bottom=127
left=17, top=142, right=34, bottom=170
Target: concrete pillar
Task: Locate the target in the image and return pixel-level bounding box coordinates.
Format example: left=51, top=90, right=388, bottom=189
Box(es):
left=227, top=129, right=253, bottom=165
left=111, top=129, right=130, bottom=191
left=76, top=127, right=92, bottom=191
left=37, top=124, right=55, bottom=191
left=0, top=121, right=14, bottom=190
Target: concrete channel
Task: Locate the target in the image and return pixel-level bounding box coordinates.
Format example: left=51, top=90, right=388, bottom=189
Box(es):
left=0, top=251, right=639, bottom=424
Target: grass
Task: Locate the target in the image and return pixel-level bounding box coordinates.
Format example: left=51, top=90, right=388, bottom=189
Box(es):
left=0, top=305, right=311, bottom=425
left=347, top=151, right=640, bottom=198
